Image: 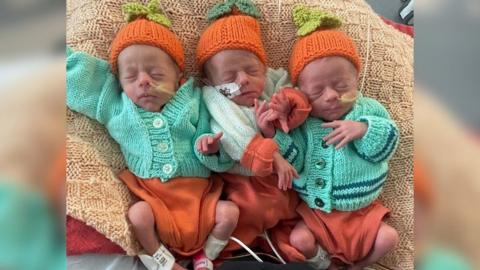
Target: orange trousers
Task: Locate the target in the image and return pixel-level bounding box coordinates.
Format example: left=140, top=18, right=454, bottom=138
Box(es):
left=119, top=170, right=223, bottom=257
left=270, top=201, right=390, bottom=266
left=219, top=173, right=300, bottom=253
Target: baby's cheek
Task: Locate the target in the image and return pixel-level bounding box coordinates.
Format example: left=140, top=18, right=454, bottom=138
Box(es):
left=166, top=79, right=179, bottom=92
left=122, top=85, right=138, bottom=102
left=255, top=79, right=266, bottom=94
left=311, top=100, right=325, bottom=115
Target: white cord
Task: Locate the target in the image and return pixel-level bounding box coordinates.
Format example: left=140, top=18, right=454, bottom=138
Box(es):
left=359, top=16, right=371, bottom=93
left=229, top=236, right=264, bottom=262
left=262, top=230, right=286, bottom=264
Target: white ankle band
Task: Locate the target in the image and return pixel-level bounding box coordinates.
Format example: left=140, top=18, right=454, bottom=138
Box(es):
left=204, top=235, right=229, bottom=260
left=138, top=244, right=175, bottom=270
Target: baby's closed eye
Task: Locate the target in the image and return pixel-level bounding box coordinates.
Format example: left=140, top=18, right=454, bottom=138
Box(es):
left=122, top=73, right=137, bottom=81
left=150, top=72, right=164, bottom=80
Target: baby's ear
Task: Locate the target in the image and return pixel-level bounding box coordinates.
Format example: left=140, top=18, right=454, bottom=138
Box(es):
left=175, top=71, right=186, bottom=87
left=180, top=77, right=187, bottom=87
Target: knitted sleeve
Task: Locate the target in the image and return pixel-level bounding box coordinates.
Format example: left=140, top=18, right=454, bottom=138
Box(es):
left=241, top=123, right=307, bottom=176
left=353, top=97, right=399, bottom=163
left=240, top=134, right=279, bottom=176
left=273, top=129, right=306, bottom=172
left=193, top=96, right=235, bottom=172
left=271, top=87, right=312, bottom=130
left=66, top=47, right=123, bottom=125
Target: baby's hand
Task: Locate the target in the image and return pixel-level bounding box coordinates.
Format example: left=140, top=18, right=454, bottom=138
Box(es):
left=321, top=120, right=368, bottom=149
left=197, top=132, right=223, bottom=155
left=270, top=91, right=291, bottom=133
left=273, top=152, right=299, bottom=191
left=254, top=99, right=276, bottom=138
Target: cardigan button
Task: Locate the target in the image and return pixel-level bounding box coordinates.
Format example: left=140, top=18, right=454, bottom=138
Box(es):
left=157, top=142, right=169, bottom=152
left=314, top=198, right=324, bottom=208
left=162, top=164, right=173, bottom=175
left=153, top=118, right=164, bottom=128
left=321, top=140, right=328, bottom=148
left=315, top=178, right=325, bottom=188
left=315, top=159, right=325, bottom=169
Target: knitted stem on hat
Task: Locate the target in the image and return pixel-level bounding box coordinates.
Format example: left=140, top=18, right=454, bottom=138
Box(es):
left=122, top=0, right=171, bottom=28
left=207, top=0, right=261, bottom=22
left=293, top=5, right=342, bottom=36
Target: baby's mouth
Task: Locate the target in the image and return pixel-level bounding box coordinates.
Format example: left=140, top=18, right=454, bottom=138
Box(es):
left=140, top=92, right=158, bottom=99
left=240, top=90, right=256, bottom=96
left=324, top=106, right=342, bottom=113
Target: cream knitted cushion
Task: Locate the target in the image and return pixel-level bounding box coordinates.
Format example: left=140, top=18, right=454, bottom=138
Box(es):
left=66, top=0, right=413, bottom=268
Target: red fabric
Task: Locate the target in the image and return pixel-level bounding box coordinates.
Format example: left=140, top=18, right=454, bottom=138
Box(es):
left=67, top=215, right=125, bottom=256
left=381, top=17, right=414, bottom=37
left=66, top=17, right=415, bottom=257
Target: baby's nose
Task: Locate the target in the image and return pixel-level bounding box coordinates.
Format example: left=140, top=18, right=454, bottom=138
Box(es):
left=236, top=71, right=249, bottom=87
left=324, top=87, right=339, bottom=102
left=138, top=72, right=153, bottom=88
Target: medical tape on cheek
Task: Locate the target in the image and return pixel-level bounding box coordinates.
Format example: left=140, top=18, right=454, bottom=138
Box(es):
left=338, top=90, right=358, bottom=105
left=152, top=81, right=175, bottom=105
left=214, top=82, right=241, bottom=99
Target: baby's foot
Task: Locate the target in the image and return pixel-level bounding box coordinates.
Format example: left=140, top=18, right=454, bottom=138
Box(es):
left=138, top=244, right=176, bottom=270
left=192, top=250, right=213, bottom=270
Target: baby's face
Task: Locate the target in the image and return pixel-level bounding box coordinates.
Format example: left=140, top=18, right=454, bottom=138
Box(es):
left=118, top=44, right=182, bottom=112
left=298, top=56, right=359, bottom=121
left=204, top=49, right=266, bottom=107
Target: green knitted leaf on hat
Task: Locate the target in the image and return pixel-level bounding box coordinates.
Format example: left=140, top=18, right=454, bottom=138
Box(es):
left=207, top=0, right=261, bottom=22
left=293, top=5, right=342, bottom=36
left=122, top=0, right=172, bottom=28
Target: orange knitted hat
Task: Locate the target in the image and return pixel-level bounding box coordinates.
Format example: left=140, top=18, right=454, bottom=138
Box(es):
left=196, top=0, right=267, bottom=72
left=289, top=6, right=361, bottom=84
left=109, top=0, right=185, bottom=74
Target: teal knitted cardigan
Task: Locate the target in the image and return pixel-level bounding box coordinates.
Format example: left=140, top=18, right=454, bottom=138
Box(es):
left=66, top=48, right=233, bottom=180
left=274, top=94, right=399, bottom=212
